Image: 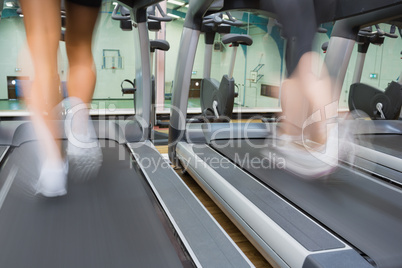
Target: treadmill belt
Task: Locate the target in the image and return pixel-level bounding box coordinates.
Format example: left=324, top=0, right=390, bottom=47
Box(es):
left=362, top=134, right=402, bottom=158
left=0, top=141, right=188, bottom=268
left=211, top=139, right=402, bottom=268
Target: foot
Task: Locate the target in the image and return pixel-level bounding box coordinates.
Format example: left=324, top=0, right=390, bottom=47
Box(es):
left=274, top=140, right=338, bottom=178
left=67, top=133, right=103, bottom=181
left=64, top=97, right=102, bottom=181
left=36, top=159, right=68, bottom=197
left=274, top=119, right=356, bottom=178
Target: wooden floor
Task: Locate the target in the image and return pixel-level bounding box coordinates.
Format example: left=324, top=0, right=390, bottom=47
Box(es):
left=155, top=145, right=272, bottom=268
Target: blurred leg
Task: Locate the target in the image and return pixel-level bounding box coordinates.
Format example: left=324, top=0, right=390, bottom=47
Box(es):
left=289, top=52, right=333, bottom=144
left=20, top=0, right=68, bottom=196
left=19, top=0, right=62, bottom=160
left=64, top=2, right=102, bottom=181
left=269, top=0, right=343, bottom=178
left=65, top=1, right=100, bottom=104
left=274, top=0, right=333, bottom=145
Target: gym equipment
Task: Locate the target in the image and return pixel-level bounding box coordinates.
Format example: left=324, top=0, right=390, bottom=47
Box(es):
left=169, top=0, right=402, bottom=267
left=114, top=3, right=171, bottom=144
left=0, top=1, right=252, bottom=267
left=348, top=24, right=402, bottom=119
left=200, top=13, right=252, bottom=122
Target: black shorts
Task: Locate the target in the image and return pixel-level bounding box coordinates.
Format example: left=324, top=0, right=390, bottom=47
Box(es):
left=66, top=0, right=102, bottom=8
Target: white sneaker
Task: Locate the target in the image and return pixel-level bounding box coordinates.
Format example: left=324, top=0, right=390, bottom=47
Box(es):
left=274, top=141, right=339, bottom=178
left=36, top=159, right=68, bottom=197
left=64, top=97, right=102, bottom=181
left=273, top=119, right=356, bottom=178
left=67, top=133, right=102, bottom=181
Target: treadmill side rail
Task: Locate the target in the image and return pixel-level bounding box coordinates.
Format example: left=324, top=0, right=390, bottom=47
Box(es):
left=0, top=146, right=9, bottom=164
left=128, top=141, right=253, bottom=268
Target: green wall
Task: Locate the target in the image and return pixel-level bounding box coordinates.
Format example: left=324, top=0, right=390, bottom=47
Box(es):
left=0, top=1, right=401, bottom=110
left=0, top=16, right=27, bottom=99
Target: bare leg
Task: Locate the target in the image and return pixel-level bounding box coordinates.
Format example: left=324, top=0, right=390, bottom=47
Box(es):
left=19, top=0, right=62, bottom=161
left=20, top=0, right=68, bottom=196
left=281, top=52, right=333, bottom=145
left=273, top=0, right=334, bottom=145
left=64, top=2, right=102, bottom=181
left=65, top=2, right=100, bottom=104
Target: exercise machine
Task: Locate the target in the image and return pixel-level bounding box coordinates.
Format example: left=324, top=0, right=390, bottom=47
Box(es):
left=337, top=22, right=402, bottom=183
left=0, top=1, right=252, bottom=267
left=200, top=13, right=252, bottom=121
left=169, top=0, right=402, bottom=267
left=348, top=24, right=402, bottom=119
left=114, top=3, right=171, bottom=144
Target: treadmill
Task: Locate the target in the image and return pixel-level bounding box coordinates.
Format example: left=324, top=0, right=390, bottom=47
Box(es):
left=343, top=20, right=402, bottom=184
left=0, top=1, right=252, bottom=267
left=168, top=0, right=402, bottom=267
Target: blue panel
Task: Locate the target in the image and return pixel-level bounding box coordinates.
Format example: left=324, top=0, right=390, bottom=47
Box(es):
left=166, top=8, right=186, bottom=19
left=1, top=8, right=18, bottom=18
left=322, top=22, right=334, bottom=38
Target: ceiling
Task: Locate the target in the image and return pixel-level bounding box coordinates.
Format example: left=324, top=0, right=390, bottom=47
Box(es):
left=2, top=0, right=19, bottom=9
left=166, top=0, right=188, bottom=19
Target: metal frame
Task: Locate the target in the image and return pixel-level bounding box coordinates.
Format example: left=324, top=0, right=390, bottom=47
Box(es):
left=117, top=0, right=164, bottom=140
left=132, top=20, right=152, bottom=139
